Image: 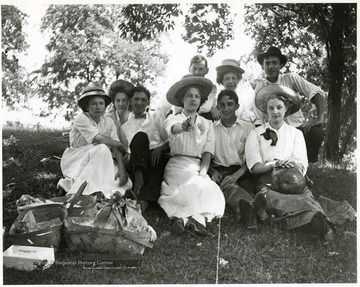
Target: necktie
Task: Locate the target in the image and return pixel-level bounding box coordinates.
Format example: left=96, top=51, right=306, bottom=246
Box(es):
left=261, top=128, right=278, bottom=146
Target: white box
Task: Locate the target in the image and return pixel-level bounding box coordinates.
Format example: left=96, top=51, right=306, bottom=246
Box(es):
left=3, top=245, right=55, bottom=271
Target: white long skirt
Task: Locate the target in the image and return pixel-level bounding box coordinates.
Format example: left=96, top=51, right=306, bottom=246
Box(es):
left=158, top=156, right=225, bottom=222
left=57, top=143, right=132, bottom=198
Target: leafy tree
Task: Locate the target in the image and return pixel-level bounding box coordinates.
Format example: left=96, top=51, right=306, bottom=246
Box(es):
left=119, top=3, right=234, bottom=57
left=244, top=3, right=356, bottom=162
left=1, top=5, right=30, bottom=107
left=35, top=4, right=169, bottom=117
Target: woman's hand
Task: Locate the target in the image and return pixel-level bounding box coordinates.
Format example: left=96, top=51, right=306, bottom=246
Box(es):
left=182, top=117, right=193, bottom=132
left=211, top=171, right=223, bottom=185
left=275, top=158, right=296, bottom=169
left=150, top=147, right=162, bottom=167
left=124, top=153, right=131, bottom=164
left=220, top=174, right=239, bottom=189
left=115, top=170, right=128, bottom=186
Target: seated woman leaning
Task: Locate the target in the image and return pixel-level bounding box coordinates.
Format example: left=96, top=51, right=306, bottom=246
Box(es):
left=245, top=84, right=331, bottom=240
left=58, top=82, right=132, bottom=198
left=158, top=75, right=225, bottom=237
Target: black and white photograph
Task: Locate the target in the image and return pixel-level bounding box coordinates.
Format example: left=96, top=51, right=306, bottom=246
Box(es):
left=2, top=0, right=357, bottom=285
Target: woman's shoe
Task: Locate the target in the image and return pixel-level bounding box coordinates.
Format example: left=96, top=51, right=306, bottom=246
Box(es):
left=185, top=218, right=213, bottom=237
left=172, top=218, right=185, bottom=234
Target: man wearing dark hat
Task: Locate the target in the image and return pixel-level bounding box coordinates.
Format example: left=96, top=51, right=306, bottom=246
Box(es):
left=254, top=46, right=326, bottom=163
left=121, top=85, right=170, bottom=212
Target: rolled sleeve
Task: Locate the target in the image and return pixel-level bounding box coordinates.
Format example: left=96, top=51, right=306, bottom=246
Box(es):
left=203, top=121, right=215, bottom=155
left=288, top=73, right=326, bottom=102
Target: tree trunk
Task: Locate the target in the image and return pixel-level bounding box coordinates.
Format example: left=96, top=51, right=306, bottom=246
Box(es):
left=324, top=4, right=347, bottom=162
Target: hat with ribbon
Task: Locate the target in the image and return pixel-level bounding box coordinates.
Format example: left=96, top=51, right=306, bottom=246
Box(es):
left=257, top=46, right=287, bottom=66
left=166, top=75, right=213, bottom=108
left=216, top=59, right=245, bottom=85
left=255, top=84, right=301, bottom=116
left=77, top=82, right=112, bottom=111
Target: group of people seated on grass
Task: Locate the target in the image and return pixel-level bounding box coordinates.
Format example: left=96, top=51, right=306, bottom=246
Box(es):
left=58, top=46, right=332, bottom=240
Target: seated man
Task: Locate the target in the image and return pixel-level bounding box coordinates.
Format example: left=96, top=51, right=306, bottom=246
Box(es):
left=208, top=89, right=257, bottom=229
left=121, top=86, right=169, bottom=212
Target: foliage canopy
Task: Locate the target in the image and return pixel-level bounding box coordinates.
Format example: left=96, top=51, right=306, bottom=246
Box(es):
left=1, top=5, right=30, bottom=107
left=244, top=3, right=356, bottom=161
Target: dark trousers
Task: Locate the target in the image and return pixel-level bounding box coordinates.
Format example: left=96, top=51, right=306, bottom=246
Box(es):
left=128, top=132, right=169, bottom=203
left=213, top=165, right=256, bottom=218
left=297, top=125, right=324, bottom=163
left=214, top=165, right=256, bottom=196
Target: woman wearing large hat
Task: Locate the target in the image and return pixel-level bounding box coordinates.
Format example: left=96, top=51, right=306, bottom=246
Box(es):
left=216, top=59, right=256, bottom=123
left=158, top=75, right=225, bottom=237
left=244, top=84, right=331, bottom=240
left=58, top=82, right=132, bottom=198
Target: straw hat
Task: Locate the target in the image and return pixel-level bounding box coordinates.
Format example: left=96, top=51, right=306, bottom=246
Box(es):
left=166, top=75, right=213, bottom=108
left=216, top=59, right=245, bottom=84
left=255, top=84, right=301, bottom=115
left=77, top=82, right=111, bottom=111
left=257, top=47, right=287, bottom=66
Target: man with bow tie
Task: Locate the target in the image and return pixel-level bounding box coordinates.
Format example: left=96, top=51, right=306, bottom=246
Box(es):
left=122, top=85, right=169, bottom=212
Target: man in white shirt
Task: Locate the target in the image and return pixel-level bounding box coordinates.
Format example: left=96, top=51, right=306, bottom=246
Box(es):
left=121, top=85, right=169, bottom=212
left=208, top=89, right=257, bottom=229
left=254, top=46, right=326, bottom=163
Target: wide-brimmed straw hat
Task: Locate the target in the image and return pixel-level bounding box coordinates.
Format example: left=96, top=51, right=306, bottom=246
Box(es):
left=108, top=79, right=134, bottom=101
left=166, top=75, right=213, bottom=108
left=78, top=82, right=112, bottom=111
left=255, top=84, right=301, bottom=115
left=216, top=59, right=245, bottom=84
left=257, top=47, right=287, bottom=66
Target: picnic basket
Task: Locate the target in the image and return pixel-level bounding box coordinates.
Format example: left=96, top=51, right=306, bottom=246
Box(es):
left=63, top=195, right=156, bottom=255
left=50, top=181, right=97, bottom=217
left=9, top=203, right=68, bottom=251
left=63, top=217, right=154, bottom=255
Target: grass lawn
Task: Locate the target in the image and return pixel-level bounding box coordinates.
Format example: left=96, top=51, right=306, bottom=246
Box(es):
left=2, top=127, right=357, bottom=284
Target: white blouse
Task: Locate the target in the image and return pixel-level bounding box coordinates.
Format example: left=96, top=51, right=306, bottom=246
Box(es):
left=70, top=113, right=118, bottom=148
left=245, top=122, right=308, bottom=174
left=165, top=112, right=215, bottom=158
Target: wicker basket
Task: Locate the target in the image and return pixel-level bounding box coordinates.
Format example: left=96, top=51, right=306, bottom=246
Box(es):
left=63, top=217, right=154, bottom=255
left=9, top=204, right=68, bottom=251
left=50, top=196, right=97, bottom=217
left=51, top=181, right=97, bottom=217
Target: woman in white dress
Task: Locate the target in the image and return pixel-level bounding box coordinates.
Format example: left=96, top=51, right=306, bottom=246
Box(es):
left=158, top=75, right=225, bottom=237
left=58, top=82, right=132, bottom=198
